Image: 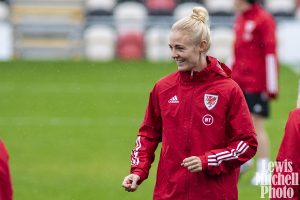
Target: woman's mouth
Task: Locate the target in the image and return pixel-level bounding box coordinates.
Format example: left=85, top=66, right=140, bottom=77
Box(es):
left=175, top=59, right=184, bottom=64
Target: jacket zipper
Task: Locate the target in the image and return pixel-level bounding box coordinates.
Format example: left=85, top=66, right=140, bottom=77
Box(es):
left=186, top=81, right=196, bottom=200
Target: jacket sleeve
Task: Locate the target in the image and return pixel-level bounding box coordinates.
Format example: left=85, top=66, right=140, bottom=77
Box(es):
left=271, top=109, right=300, bottom=199
left=130, top=84, right=162, bottom=184
left=262, top=17, right=279, bottom=99
left=199, top=85, right=257, bottom=175
left=0, top=140, right=13, bottom=200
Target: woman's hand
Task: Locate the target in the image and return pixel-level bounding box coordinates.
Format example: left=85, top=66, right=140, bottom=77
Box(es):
left=181, top=156, right=202, bottom=173
left=122, top=174, right=140, bottom=192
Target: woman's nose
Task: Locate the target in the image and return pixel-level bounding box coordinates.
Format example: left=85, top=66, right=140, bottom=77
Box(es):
left=171, top=50, right=178, bottom=59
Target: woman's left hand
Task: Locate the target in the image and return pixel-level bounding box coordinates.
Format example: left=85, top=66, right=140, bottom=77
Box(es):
left=181, top=156, right=202, bottom=173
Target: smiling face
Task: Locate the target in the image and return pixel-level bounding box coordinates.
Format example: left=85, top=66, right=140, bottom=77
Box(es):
left=169, top=30, right=202, bottom=72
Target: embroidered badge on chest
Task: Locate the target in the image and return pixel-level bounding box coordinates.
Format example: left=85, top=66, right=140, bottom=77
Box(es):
left=204, top=94, right=218, bottom=110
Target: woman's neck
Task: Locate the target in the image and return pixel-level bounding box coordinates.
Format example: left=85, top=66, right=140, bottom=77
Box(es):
left=193, top=55, right=207, bottom=71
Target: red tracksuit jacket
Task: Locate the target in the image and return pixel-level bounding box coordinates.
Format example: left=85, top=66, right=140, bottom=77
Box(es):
left=272, top=109, right=300, bottom=200
left=130, top=56, right=257, bottom=200
left=232, top=4, right=278, bottom=98
left=0, top=140, right=13, bottom=200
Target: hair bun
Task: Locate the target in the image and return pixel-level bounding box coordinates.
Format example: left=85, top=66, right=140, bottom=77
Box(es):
left=191, top=7, right=209, bottom=24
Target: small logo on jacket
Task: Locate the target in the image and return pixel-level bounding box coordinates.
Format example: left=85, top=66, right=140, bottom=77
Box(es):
left=204, top=94, right=218, bottom=110
left=202, top=114, right=214, bottom=126
left=168, top=95, right=179, bottom=104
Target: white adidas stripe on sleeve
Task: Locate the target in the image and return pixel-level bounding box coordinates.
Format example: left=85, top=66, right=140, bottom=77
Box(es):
left=131, top=136, right=142, bottom=166
left=207, top=141, right=249, bottom=166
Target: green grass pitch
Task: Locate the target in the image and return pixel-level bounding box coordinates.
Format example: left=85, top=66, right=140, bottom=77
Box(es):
left=0, top=60, right=298, bottom=200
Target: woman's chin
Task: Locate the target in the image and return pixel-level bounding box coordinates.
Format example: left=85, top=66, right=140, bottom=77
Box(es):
left=177, top=64, right=188, bottom=71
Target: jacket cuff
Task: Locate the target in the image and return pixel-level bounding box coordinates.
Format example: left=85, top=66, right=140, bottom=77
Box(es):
left=199, top=155, right=208, bottom=171
left=130, top=168, right=147, bottom=184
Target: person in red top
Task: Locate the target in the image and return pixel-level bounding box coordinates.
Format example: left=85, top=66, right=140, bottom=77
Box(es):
left=122, top=6, right=257, bottom=200
left=231, top=0, right=279, bottom=185
left=271, top=91, right=300, bottom=199
left=0, top=139, right=13, bottom=200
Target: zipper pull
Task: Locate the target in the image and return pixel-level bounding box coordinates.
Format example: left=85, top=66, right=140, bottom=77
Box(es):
left=190, top=70, right=194, bottom=80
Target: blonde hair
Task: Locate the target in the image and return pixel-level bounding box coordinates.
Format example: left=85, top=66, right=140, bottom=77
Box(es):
left=171, top=7, right=211, bottom=52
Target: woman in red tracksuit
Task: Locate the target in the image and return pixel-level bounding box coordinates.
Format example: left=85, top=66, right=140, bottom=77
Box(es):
left=122, top=6, right=257, bottom=200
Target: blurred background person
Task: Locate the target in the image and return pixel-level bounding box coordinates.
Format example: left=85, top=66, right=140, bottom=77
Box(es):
left=0, top=139, right=13, bottom=200
left=230, top=0, right=279, bottom=185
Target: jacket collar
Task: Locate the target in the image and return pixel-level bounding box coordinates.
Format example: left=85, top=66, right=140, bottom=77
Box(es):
left=179, top=56, right=231, bottom=84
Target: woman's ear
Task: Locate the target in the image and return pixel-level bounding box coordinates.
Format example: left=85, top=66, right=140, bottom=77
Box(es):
left=199, top=40, right=208, bottom=52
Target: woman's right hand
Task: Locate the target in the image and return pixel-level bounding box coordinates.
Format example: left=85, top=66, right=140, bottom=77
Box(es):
left=122, top=174, right=140, bottom=192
